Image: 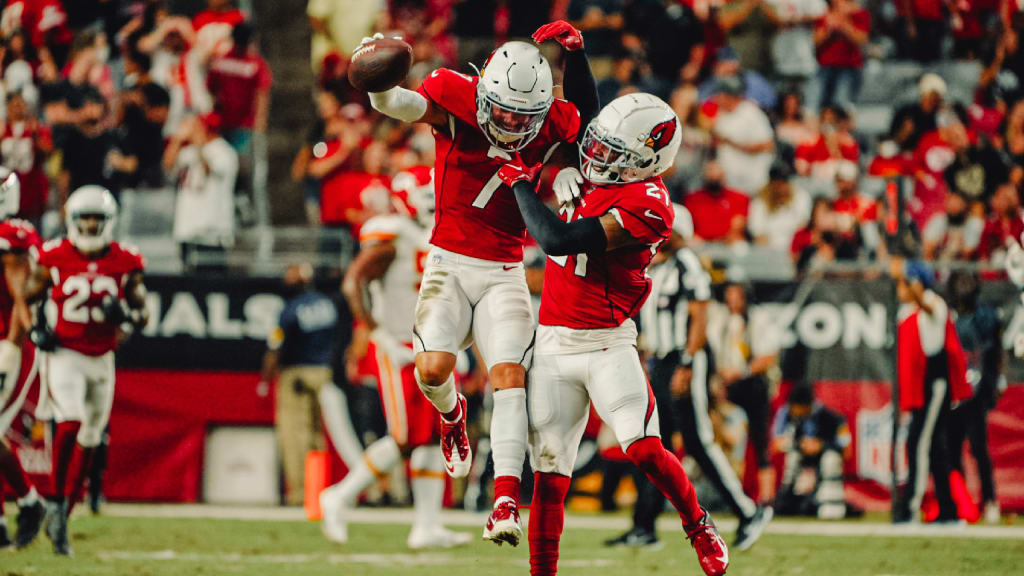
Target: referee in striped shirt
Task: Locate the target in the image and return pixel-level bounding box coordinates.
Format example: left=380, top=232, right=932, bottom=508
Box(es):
left=607, top=205, right=770, bottom=551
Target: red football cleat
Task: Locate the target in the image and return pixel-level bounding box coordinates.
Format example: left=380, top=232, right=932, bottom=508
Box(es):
left=440, top=394, right=472, bottom=478
left=482, top=497, right=522, bottom=546
left=686, top=510, right=730, bottom=576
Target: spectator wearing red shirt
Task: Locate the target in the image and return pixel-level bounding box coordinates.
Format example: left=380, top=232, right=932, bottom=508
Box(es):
left=0, top=91, right=52, bottom=225
left=683, top=159, right=749, bottom=244
left=1, top=0, right=73, bottom=65
left=192, top=0, right=246, bottom=57
left=207, top=22, right=271, bottom=154
left=794, top=105, right=860, bottom=188
left=910, top=112, right=964, bottom=230
left=896, top=0, right=947, bottom=62
left=811, top=0, right=869, bottom=111
left=320, top=140, right=392, bottom=238
left=830, top=160, right=882, bottom=253
left=950, top=0, right=987, bottom=59
left=976, top=181, right=1024, bottom=260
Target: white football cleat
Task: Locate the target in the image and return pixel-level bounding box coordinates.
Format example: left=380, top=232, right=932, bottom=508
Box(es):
left=407, top=526, right=473, bottom=550
left=320, top=485, right=349, bottom=544
left=482, top=497, right=522, bottom=547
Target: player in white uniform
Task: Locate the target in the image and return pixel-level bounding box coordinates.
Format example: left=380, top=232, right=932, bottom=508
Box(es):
left=321, top=167, right=471, bottom=549
left=361, top=21, right=598, bottom=544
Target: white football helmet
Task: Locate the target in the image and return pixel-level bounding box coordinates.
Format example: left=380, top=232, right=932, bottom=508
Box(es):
left=391, top=166, right=435, bottom=228
left=579, top=93, right=682, bottom=184
left=66, top=185, right=118, bottom=253
left=475, top=41, right=554, bottom=151
left=0, top=167, right=20, bottom=220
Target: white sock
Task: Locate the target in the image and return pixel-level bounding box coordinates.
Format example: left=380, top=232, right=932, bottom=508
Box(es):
left=409, top=445, right=445, bottom=531
left=415, top=369, right=458, bottom=416
left=336, top=436, right=401, bottom=504
left=490, top=388, right=527, bottom=480
left=17, top=486, right=39, bottom=507
left=319, top=384, right=364, bottom=470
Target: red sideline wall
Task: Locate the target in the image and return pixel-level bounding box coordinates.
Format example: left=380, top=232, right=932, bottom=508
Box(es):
left=11, top=370, right=1024, bottom=511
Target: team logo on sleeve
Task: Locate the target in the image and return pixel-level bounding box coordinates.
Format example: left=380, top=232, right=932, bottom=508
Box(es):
left=645, top=119, right=677, bottom=152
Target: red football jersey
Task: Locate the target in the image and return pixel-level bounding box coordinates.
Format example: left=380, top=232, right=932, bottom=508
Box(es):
left=539, top=178, right=674, bottom=329
left=0, top=219, right=41, bottom=337
left=417, top=68, right=581, bottom=262
left=38, top=239, right=145, bottom=356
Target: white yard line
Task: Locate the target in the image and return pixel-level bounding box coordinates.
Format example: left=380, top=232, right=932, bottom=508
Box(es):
left=97, top=550, right=617, bottom=569
left=101, top=503, right=1024, bottom=540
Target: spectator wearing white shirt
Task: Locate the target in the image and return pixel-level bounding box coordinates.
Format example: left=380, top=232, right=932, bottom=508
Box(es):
left=712, top=75, right=775, bottom=196
left=163, top=112, right=238, bottom=272
left=749, top=164, right=811, bottom=252
left=766, top=0, right=828, bottom=101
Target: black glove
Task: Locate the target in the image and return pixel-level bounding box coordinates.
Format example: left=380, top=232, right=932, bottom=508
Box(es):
left=101, top=294, right=129, bottom=325
left=30, top=322, right=57, bottom=352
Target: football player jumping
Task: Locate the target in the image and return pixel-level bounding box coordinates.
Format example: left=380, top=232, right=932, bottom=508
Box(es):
left=0, top=170, right=46, bottom=550
left=322, top=167, right=471, bottom=549
left=496, top=93, right=730, bottom=576
left=358, top=21, right=598, bottom=545
left=25, top=186, right=148, bottom=555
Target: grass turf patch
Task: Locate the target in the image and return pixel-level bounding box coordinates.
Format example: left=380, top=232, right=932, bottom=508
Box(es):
left=3, top=514, right=1023, bottom=575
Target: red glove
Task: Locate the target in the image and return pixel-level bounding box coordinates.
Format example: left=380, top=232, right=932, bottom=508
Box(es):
left=532, top=20, right=584, bottom=51
left=497, top=161, right=542, bottom=188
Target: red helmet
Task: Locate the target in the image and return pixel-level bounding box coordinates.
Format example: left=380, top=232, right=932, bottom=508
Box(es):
left=391, top=166, right=435, bottom=227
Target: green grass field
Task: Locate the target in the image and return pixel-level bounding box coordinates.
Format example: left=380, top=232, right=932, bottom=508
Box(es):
left=4, top=511, right=1024, bottom=575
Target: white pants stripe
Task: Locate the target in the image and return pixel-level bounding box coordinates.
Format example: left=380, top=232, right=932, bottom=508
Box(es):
left=909, top=379, right=948, bottom=515
left=690, top=351, right=758, bottom=519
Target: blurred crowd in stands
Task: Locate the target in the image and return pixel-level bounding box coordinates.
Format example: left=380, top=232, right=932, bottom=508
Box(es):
left=1, top=0, right=1021, bottom=270
left=300, top=0, right=1024, bottom=273
left=0, top=0, right=270, bottom=267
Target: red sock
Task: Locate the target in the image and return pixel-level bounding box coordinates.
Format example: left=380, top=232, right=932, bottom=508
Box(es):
left=493, top=475, right=521, bottom=504
left=529, top=473, right=570, bottom=576
left=627, top=437, right=702, bottom=526
left=66, top=446, right=96, bottom=515
left=51, top=421, right=81, bottom=505
left=0, top=443, right=33, bottom=498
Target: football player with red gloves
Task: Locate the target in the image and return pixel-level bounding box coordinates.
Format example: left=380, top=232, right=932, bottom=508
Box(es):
left=356, top=21, right=597, bottom=546
left=498, top=93, right=730, bottom=576
left=0, top=169, right=45, bottom=550
left=24, top=186, right=148, bottom=556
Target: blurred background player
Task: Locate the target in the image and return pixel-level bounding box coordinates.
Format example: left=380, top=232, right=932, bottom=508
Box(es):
left=321, top=166, right=470, bottom=549
left=946, top=270, right=1006, bottom=523
left=629, top=202, right=770, bottom=551
left=891, top=259, right=971, bottom=524
left=771, top=383, right=852, bottom=519
left=0, top=170, right=45, bottom=549
left=261, top=262, right=338, bottom=506
left=358, top=21, right=598, bottom=545
left=26, top=186, right=148, bottom=555
left=499, top=93, right=728, bottom=576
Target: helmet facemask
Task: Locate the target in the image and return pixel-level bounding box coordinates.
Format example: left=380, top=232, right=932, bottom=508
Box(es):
left=69, top=211, right=114, bottom=253
left=579, top=123, right=647, bottom=184
left=475, top=82, right=551, bottom=152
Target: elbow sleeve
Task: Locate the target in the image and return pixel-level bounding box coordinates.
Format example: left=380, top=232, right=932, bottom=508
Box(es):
left=368, top=86, right=428, bottom=123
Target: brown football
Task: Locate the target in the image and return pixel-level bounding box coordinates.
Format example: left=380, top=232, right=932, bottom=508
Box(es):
left=348, top=37, right=414, bottom=93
